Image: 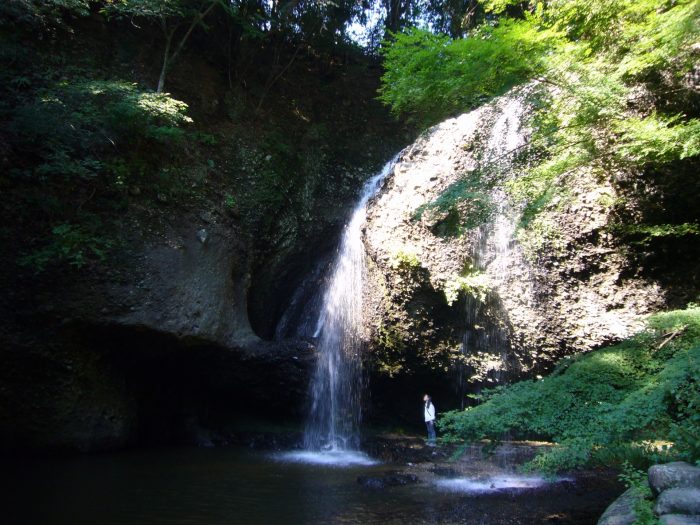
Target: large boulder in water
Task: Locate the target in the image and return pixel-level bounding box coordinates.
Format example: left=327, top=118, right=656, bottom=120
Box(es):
left=362, top=85, right=668, bottom=418
left=597, top=488, right=641, bottom=525
left=649, top=462, right=700, bottom=496
left=654, top=488, right=700, bottom=516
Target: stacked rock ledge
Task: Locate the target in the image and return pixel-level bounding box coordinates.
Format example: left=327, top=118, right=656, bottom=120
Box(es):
left=598, top=462, right=700, bottom=525
left=650, top=462, right=700, bottom=523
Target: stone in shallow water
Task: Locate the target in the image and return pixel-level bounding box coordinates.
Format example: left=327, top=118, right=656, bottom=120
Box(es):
left=597, top=488, right=640, bottom=525
left=357, top=473, right=419, bottom=489
left=196, top=228, right=208, bottom=244
left=649, top=462, right=700, bottom=496
left=654, top=488, right=700, bottom=516
left=659, top=515, right=700, bottom=525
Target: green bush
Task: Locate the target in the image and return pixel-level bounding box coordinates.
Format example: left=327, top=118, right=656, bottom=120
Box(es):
left=10, top=79, right=191, bottom=182
left=379, top=20, right=562, bottom=127
left=0, top=0, right=91, bottom=30
left=439, top=305, right=700, bottom=473
left=5, top=77, right=194, bottom=272
left=618, top=463, right=659, bottom=525
left=18, top=221, right=113, bottom=271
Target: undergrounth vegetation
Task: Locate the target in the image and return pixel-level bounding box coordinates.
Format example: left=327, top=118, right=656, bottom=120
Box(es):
left=0, top=1, right=409, bottom=341
left=440, top=304, right=700, bottom=474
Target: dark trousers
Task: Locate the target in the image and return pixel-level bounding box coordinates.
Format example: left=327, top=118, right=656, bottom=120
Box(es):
left=426, top=420, right=436, bottom=442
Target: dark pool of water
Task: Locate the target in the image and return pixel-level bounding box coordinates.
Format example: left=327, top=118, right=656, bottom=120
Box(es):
left=3, top=447, right=621, bottom=525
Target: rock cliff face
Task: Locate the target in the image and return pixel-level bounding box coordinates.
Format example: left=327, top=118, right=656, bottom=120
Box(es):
left=0, top=15, right=413, bottom=451
left=96, top=218, right=258, bottom=348
left=363, top=87, right=669, bottom=415
left=0, top=212, right=314, bottom=452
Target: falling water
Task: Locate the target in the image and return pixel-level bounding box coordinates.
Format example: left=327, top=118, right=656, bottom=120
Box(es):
left=457, top=93, right=531, bottom=398
left=303, top=159, right=397, bottom=452
left=273, top=254, right=332, bottom=341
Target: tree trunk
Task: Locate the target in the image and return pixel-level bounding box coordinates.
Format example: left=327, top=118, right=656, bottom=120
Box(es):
left=384, top=0, right=409, bottom=38
left=157, top=25, right=174, bottom=93
left=156, top=1, right=218, bottom=93
left=255, top=40, right=302, bottom=114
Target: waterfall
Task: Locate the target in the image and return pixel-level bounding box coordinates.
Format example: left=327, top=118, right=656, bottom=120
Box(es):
left=457, top=94, right=531, bottom=393
left=273, top=254, right=331, bottom=341
left=302, top=159, right=397, bottom=452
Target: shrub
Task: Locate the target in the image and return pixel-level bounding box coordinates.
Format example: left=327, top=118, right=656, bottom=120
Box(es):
left=10, top=79, right=191, bottom=182
left=18, top=221, right=113, bottom=271
left=439, top=305, right=700, bottom=473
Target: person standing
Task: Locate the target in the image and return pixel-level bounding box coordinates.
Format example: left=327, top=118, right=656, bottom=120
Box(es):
left=423, top=394, right=436, bottom=445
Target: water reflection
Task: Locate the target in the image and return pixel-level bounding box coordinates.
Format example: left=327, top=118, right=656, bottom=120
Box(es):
left=275, top=450, right=377, bottom=467
left=5, top=446, right=618, bottom=525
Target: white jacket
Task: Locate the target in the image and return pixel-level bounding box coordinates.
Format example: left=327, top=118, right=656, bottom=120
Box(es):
left=424, top=402, right=436, bottom=422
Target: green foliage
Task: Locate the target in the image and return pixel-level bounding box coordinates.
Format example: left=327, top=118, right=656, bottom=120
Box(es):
left=618, top=463, right=659, bottom=525
left=414, top=170, right=498, bottom=234
left=380, top=0, right=700, bottom=227
left=224, top=192, right=236, bottom=209
left=527, top=0, right=700, bottom=174
left=10, top=79, right=191, bottom=183
left=0, top=0, right=92, bottom=30
left=101, top=0, right=188, bottom=19
left=515, top=0, right=699, bottom=218
left=390, top=249, right=421, bottom=270
left=2, top=75, right=194, bottom=272
left=614, top=115, right=700, bottom=164
left=478, top=0, right=521, bottom=14
left=439, top=306, right=700, bottom=473
left=375, top=324, right=409, bottom=376
left=615, top=0, right=700, bottom=77
left=444, top=266, right=490, bottom=305
left=379, top=21, right=563, bottom=126
left=611, top=222, right=700, bottom=247
left=191, top=131, right=219, bottom=146
left=18, top=221, right=113, bottom=272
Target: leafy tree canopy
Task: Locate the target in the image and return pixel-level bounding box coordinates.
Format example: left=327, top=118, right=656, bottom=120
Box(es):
left=380, top=0, right=700, bottom=235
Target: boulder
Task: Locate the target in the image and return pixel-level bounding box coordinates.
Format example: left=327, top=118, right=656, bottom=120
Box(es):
left=659, top=515, right=700, bottom=525
left=363, top=85, right=666, bottom=406
left=654, top=488, right=700, bottom=516
left=649, top=462, right=700, bottom=496
left=597, top=488, right=641, bottom=525
left=598, top=489, right=639, bottom=525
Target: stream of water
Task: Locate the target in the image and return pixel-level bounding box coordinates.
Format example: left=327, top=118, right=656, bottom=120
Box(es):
left=455, top=91, right=533, bottom=402
left=301, top=159, right=396, bottom=455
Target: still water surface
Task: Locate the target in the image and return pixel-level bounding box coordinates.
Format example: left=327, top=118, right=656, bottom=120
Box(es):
left=5, top=446, right=619, bottom=525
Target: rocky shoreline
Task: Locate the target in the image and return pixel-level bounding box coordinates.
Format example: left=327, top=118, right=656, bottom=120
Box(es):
left=599, top=462, right=700, bottom=525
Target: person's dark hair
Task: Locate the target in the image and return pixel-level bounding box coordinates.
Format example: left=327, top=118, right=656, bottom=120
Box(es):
left=424, top=394, right=431, bottom=406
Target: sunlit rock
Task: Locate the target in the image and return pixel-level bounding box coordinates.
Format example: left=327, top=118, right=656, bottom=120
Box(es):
left=363, top=85, right=666, bottom=410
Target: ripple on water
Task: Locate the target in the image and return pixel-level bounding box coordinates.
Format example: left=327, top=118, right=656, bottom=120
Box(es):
left=434, top=475, right=571, bottom=493
left=273, top=450, right=378, bottom=467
